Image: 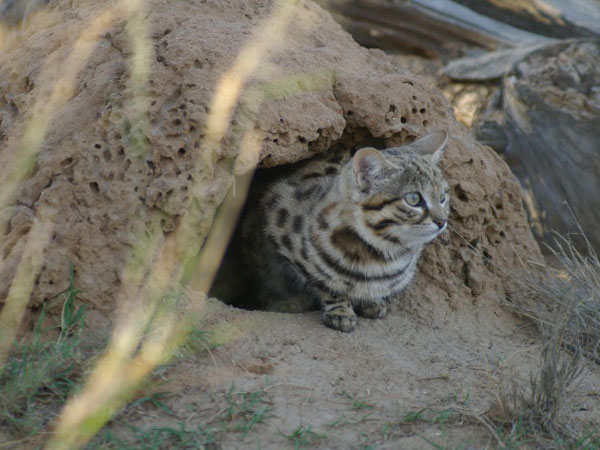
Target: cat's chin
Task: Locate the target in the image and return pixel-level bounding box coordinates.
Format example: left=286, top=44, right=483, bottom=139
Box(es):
left=426, top=223, right=446, bottom=237
left=400, top=227, right=445, bottom=245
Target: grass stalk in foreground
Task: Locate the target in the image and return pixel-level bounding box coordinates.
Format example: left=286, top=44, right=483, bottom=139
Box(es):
left=46, top=1, right=300, bottom=448
left=0, top=0, right=144, bottom=371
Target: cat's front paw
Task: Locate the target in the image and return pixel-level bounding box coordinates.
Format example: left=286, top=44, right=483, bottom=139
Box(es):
left=322, top=308, right=357, bottom=332
left=355, top=302, right=387, bottom=319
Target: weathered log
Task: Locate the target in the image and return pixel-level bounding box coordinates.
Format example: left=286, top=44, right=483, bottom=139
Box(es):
left=452, top=0, right=600, bottom=40
left=315, top=0, right=599, bottom=58
left=501, top=40, right=600, bottom=253
left=445, top=40, right=600, bottom=253
left=443, top=43, right=549, bottom=80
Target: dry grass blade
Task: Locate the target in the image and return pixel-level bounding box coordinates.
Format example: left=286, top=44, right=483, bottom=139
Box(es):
left=509, top=232, right=600, bottom=365
left=491, top=231, right=600, bottom=444
left=0, top=3, right=133, bottom=371
left=46, top=1, right=301, bottom=448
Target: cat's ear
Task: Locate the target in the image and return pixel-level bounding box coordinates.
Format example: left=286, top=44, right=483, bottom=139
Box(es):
left=410, top=130, right=448, bottom=165
left=353, top=147, right=387, bottom=192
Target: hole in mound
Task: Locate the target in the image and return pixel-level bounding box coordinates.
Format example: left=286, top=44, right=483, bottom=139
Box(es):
left=454, top=184, right=469, bottom=202
left=61, top=157, right=73, bottom=167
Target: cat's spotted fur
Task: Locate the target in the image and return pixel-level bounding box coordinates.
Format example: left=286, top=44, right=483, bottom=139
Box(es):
left=242, top=131, right=450, bottom=332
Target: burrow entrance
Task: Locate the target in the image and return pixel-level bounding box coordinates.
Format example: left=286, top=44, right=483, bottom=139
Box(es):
left=210, top=131, right=391, bottom=312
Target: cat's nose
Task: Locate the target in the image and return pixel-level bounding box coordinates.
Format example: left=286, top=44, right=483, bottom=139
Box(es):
left=434, top=219, right=447, bottom=229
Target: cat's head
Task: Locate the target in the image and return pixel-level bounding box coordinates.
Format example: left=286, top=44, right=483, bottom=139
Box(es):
left=350, top=131, right=449, bottom=247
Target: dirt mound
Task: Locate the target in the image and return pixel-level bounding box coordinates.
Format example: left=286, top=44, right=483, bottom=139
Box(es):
left=0, top=0, right=540, bottom=317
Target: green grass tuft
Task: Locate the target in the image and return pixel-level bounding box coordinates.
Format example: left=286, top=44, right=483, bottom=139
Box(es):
left=223, top=383, right=273, bottom=437
left=0, top=267, right=87, bottom=440
left=281, top=424, right=327, bottom=450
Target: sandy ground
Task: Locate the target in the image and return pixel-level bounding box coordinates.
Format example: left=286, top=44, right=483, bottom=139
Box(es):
left=100, top=293, right=600, bottom=449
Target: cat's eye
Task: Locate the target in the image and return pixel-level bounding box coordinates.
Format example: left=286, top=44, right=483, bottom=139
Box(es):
left=440, top=192, right=447, bottom=204
left=404, top=192, right=423, bottom=207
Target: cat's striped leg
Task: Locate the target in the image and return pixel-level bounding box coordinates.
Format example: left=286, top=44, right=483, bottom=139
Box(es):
left=320, top=292, right=356, bottom=332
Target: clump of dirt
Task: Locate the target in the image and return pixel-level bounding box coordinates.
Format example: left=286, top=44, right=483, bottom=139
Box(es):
left=2, top=0, right=599, bottom=448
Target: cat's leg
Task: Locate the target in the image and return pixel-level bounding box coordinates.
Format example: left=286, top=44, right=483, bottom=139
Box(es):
left=354, top=299, right=387, bottom=319
left=320, top=292, right=356, bottom=332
